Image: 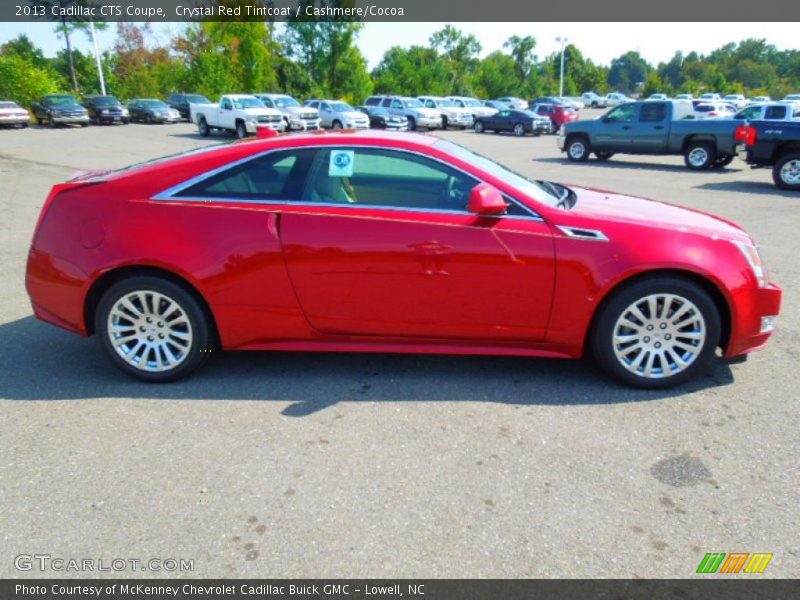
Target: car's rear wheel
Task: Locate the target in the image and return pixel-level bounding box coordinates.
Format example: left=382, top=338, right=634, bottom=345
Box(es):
left=684, top=142, right=716, bottom=170
left=566, top=136, right=590, bottom=161
left=591, top=278, right=720, bottom=388
left=96, top=276, right=214, bottom=382
left=407, top=117, right=416, bottom=131
left=595, top=152, right=614, bottom=161
left=513, top=123, right=525, bottom=137
left=235, top=120, right=248, bottom=139
left=773, top=152, right=800, bottom=191
left=198, top=117, right=210, bottom=136
left=473, top=120, right=484, bottom=133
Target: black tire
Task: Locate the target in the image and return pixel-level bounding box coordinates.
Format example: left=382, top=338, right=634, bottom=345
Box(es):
left=198, top=117, right=210, bottom=137
left=95, top=276, right=214, bottom=382
left=474, top=120, right=484, bottom=133
left=80, top=123, right=89, bottom=127
left=441, top=116, right=448, bottom=129
left=332, top=120, right=342, bottom=129
left=407, top=117, right=416, bottom=131
left=595, top=152, right=614, bottom=161
left=283, top=117, right=291, bottom=131
left=235, top=120, right=248, bottom=139
left=683, top=141, right=716, bottom=170
left=591, top=101, right=599, bottom=108
left=48, top=116, right=57, bottom=128
left=772, top=152, right=800, bottom=191
left=566, top=135, right=591, bottom=161
left=513, top=123, right=525, bottom=137
left=591, top=277, right=721, bottom=389
left=713, top=154, right=734, bottom=168
left=548, top=120, right=558, bottom=135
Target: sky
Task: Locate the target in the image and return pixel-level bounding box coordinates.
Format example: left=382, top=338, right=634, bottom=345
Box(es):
left=1, top=22, right=799, bottom=69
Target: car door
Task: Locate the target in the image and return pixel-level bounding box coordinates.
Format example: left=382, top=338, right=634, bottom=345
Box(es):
left=593, top=103, right=638, bottom=150
left=278, top=146, right=556, bottom=340
left=219, top=97, right=235, bottom=129
left=632, top=102, right=669, bottom=152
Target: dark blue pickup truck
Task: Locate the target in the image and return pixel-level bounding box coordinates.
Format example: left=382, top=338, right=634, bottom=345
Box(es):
left=558, top=101, right=741, bottom=170
left=736, top=120, right=800, bottom=190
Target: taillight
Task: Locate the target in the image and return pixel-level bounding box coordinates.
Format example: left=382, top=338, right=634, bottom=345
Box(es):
left=734, top=124, right=757, bottom=145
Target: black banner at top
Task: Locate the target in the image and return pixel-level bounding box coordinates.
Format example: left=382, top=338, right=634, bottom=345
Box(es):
left=5, top=0, right=800, bottom=22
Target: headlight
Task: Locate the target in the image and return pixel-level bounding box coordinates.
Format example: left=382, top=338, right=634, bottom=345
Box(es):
left=101, top=109, right=109, bottom=114
left=732, top=240, right=766, bottom=287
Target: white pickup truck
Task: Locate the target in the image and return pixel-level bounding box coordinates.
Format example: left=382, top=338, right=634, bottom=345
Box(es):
left=190, top=94, right=285, bottom=138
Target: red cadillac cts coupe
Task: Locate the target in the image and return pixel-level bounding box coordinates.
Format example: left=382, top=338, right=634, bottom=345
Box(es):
left=26, top=130, right=781, bottom=388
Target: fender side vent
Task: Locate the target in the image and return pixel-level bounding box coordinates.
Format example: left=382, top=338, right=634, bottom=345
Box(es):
left=556, top=226, right=609, bottom=241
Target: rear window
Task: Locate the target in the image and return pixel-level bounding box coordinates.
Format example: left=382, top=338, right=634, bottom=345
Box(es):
left=764, top=106, right=787, bottom=119
left=175, top=148, right=317, bottom=201
left=640, top=102, right=667, bottom=122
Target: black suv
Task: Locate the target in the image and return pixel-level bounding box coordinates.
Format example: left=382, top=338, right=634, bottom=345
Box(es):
left=166, top=93, right=211, bottom=120
left=82, top=95, right=129, bottom=125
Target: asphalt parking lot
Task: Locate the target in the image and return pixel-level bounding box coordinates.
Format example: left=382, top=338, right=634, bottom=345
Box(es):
left=0, top=113, right=798, bottom=578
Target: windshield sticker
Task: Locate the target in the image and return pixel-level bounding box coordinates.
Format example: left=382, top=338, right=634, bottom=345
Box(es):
left=329, top=150, right=354, bottom=177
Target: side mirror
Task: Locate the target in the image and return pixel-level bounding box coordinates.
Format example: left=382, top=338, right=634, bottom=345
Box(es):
left=468, top=183, right=508, bottom=216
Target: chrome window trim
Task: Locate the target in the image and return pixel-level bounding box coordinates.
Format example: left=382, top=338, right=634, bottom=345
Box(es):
left=153, top=144, right=544, bottom=222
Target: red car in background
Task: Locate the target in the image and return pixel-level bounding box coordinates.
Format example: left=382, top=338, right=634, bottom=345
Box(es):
left=26, top=130, right=780, bottom=387
left=529, top=102, right=578, bottom=134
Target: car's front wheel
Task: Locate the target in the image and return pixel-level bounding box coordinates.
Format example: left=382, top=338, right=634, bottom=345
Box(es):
left=474, top=120, right=484, bottom=133
left=566, top=136, right=590, bottom=161
left=773, top=152, right=800, bottom=191
left=513, top=123, right=525, bottom=137
left=96, top=276, right=214, bottom=382
left=591, top=278, right=720, bottom=388
left=235, top=120, right=248, bottom=139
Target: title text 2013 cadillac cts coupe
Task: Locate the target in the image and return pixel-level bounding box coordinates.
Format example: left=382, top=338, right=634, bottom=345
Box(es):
left=26, top=131, right=781, bottom=388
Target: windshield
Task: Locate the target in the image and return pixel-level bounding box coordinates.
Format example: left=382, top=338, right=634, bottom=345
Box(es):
left=403, top=99, right=423, bottom=108
left=330, top=101, right=354, bottom=112
left=463, top=99, right=481, bottom=107
left=274, top=96, right=300, bottom=108
left=185, top=95, right=209, bottom=104
left=232, top=97, right=264, bottom=109
left=92, top=96, right=121, bottom=105
left=437, top=99, right=455, bottom=107
left=47, top=95, right=79, bottom=105
left=0, top=101, right=20, bottom=109
left=139, top=100, right=168, bottom=108
left=436, top=139, right=560, bottom=207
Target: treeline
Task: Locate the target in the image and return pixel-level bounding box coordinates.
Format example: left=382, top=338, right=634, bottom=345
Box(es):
left=2, top=22, right=799, bottom=109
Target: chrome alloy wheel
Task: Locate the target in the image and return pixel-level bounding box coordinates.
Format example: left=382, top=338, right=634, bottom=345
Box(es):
left=568, top=140, right=587, bottom=159
left=687, top=147, right=709, bottom=168
left=780, top=159, right=800, bottom=185
left=107, top=290, right=193, bottom=373
left=612, top=293, right=706, bottom=379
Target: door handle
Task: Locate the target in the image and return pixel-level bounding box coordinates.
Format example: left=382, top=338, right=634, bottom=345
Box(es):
left=622, top=125, right=632, bottom=130
left=654, top=125, right=665, bottom=130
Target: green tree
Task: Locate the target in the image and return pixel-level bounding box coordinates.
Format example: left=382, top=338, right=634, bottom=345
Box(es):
left=472, top=51, right=521, bottom=99
left=429, top=25, right=482, bottom=95
left=371, top=46, right=450, bottom=97
left=608, top=51, right=652, bottom=94
left=0, top=54, right=59, bottom=107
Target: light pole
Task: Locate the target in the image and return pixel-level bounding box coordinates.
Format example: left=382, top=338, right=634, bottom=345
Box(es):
left=556, top=36, right=568, bottom=97
left=89, top=19, right=106, bottom=95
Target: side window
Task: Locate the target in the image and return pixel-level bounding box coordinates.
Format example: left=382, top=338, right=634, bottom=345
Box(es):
left=425, top=100, right=435, bottom=108
left=605, top=104, right=637, bottom=123
left=381, top=98, right=393, bottom=108
left=498, top=111, right=510, bottom=118
left=738, top=107, right=760, bottom=120
left=321, top=103, right=331, bottom=112
left=391, top=99, right=403, bottom=109
left=304, top=148, right=479, bottom=212
left=261, top=98, right=274, bottom=108
left=764, top=106, right=787, bottom=119
left=221, top=98, right=232, bottom=110
left=640, top=102, right=667, bottom=122
left=175, top=149, right=318, bottom=201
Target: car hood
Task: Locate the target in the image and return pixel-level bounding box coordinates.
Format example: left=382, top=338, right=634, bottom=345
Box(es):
left=568, top=186, right=748, bottom=240
left=411, top=107, right=441, bottom=118
left=242, top=107, right=281, bottom=116
left=339, top=111, right=368, bottom=120
left=285, top=106, right=318, bottom=116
